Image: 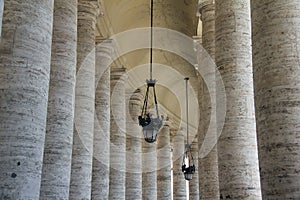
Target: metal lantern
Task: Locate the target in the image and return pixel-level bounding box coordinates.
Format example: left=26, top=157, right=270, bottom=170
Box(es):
left=182, top=145, right=196, bottom=181
left=138, top=0, right=163, bottom=143
left=181, top=77, right=196, bottom=181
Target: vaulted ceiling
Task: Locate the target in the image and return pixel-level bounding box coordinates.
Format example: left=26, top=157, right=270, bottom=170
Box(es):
left=96, top=0, right=201, bottom=134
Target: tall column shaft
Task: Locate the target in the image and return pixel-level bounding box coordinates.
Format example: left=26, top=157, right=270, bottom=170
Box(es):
left=92, top=40, right=112, bottom=199
left=143, top=140, right=157, bottom=200
left=157, top=121, right=172, bottom=200
left=189, top=140, right=199, bottom=200
left=40, top=0, right=77, bottom=199
left=172, top=129, right=187, bottom=200
left=215, top=0, right=261, bottom=199
left=0, top=0, right=4, bottom=37
left=69, top=1, right=99, bottom=199
left=0, top=0, right=54, bottom=199
left=251, top=1, right=300, bottom=198
left=126, top=89, right=143, bottom=200
left=198, top=2, right=220, bottom=199
left=109, top=67, right=127, bottom=200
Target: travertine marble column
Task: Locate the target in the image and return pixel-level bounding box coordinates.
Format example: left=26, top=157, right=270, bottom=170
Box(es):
left=198, top=1, right=220, bottom=199
left=0, top=0, right=54, bottom=199
left=109, top=67, right=127, bottom=200
left=189, top=140, right=199, bottom=200
left=215, top=0, right=261, bottom=199
left=91, top=39, right=113, bottom=199
left=172, top=129, right=187, bottom=200
left=251, top=1, right=300, bottom=198
left=40, top=0, right=77, bottom=199
left=157, top=121, right=172, bottom=200
left=0, top=0, right=4, bottom=37
left=126, top=89, right=143, bottom=200
left=143, top=138, right=157, bottom=200
left=69, top=1, right=99, bottom=199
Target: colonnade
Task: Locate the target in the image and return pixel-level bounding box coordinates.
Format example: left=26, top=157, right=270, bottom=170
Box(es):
left=0, top=0, right=299, bottom=199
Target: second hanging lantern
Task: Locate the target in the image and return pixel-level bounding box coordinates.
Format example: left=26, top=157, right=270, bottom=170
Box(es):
left=138, top=0, right=163, bottom=143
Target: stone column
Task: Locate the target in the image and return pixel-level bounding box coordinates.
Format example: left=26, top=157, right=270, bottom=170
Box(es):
left=198, top=1, right=220, bottom=199
left=126, top=89, right=143, bottom=200
left=69, top=1, right=99, bottom=199
left=157, top=120, right=172, bottom=200
left=142, top=138, right=157, bottom=200
left=251, top=1, right=300, bottom=198
left=0, top=0, right=4, bottom=38
left=172, top=129, right=187, bottom=200
left=189, top=140, right=199, bottom=200
left=0, top=0, right=54, bottom=199
left=109, top=67, right=127, bottom=200
left=40, top=0, right=77, bottom=199
left=91, top=39, right=113, bottom=199
left=215, top=0, right=261, bottom=199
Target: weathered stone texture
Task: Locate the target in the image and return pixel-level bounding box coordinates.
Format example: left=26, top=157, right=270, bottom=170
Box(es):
left=91, top=40, right=112, bottom=200
left=251, top=1, right=300, bottom=198
left=0, top=0, right=54, bottom=199
left=40, top=0, right=77, bottom=199
left=0, top=0, right=3, bottom=37
left=198, top=2, right=220, bottom=199
left=109, top=67, right=127, bottom=200
left=172, top=129, right=187, bottom=200
left=126, top=89, right=143, bottom=200
left=157, top=122, right=172, bottom=200
left=143, top=140, right=157, bottom=200
left=215, top=0, right=262, bottom=199
left=69, top=1, right=99, bottom=199
left=189, top=140, right=199, bottom=200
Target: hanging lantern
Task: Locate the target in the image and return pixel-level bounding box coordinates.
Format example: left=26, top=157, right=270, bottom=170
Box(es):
left=182, top=145, right=196, bottom=181
left=138, top=80, right=163, bottom=143
left=181, top=77, right=196, bottom=180
left=138, top=0, right=163, bottom=143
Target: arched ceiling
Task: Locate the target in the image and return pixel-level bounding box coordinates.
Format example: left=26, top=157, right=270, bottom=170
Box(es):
left=96, top=0, right=201, bottom=131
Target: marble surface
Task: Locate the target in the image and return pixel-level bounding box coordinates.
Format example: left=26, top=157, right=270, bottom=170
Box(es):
left=252, top=1, right=300, bottom=198
left=40, top=0, right=77, bottom=199
left=0, top=0, right=54, bottom=199
left=198, top=2, right=220, bottom=199
left=69, top=1, right=100, bottom=199
left=215, top=0, right=262, bottom=199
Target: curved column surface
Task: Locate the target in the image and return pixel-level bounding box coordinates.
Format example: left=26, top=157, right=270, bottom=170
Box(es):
left=109, top=67, right=127, bottom=200
left=142, top=140, right=157, bottom=200
left=0, top=0, right=54, bottom=199
left=40, top=0, right=77, bottom=199
left=91, top=39, right=113, bottom=200
left=0, top=0, right=4, bottom=37
left=172, top=129, right=187, bottom=200
left=189, top=140, right=199, bottom=200
left=157, top=121, right=172, bottom=200
left=252, top=1, right=300, bottom=198
left=126, top=89, right=143, bottom=200
left=69, top=1, right=99, bottom=199
left=215, top=0, right=262, bottom=199
left=198, top=2, right=220, bottom=199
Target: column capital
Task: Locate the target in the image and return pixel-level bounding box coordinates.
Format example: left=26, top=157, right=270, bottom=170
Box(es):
left=163, top=119, right=171, bottom=127
left=198, top=0, right=215, bottom=20
left=130, top=89, right=143, bottom=102
left=111, top=67, right=127, bottom=81
left=78, top=0, right=102, bottom=19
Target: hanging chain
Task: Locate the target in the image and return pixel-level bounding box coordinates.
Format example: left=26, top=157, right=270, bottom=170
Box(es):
left=149, top=0, right=154, bottom=80
left=185, top=77, right=189, bottom=147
